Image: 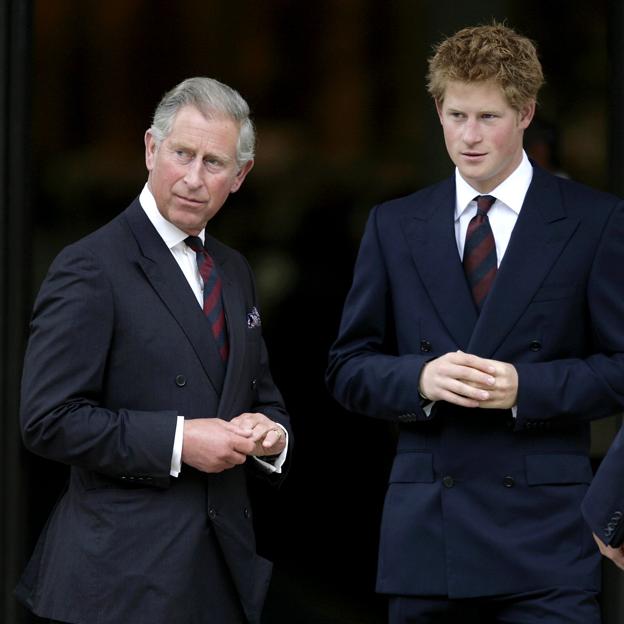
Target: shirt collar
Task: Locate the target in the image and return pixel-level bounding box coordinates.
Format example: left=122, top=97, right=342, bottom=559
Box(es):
left=454, top=151, right=533, bottom=220
left=139, top=183, right=205, bottom=248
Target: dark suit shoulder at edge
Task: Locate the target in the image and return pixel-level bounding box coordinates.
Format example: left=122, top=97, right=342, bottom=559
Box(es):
left=375, top=177, right=453, bottom=211
left=533, top=164, right=623, bottom=208
left=368, top=177, right=454, bottom=228
left=64, top=198, right=140, bottom=252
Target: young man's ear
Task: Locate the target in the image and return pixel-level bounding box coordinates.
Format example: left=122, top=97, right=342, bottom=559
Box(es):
left=518, top=100, right=536, bottom=129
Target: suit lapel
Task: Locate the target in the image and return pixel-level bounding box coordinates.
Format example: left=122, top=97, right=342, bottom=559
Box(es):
left=403, top=178, right=477, bottom=350
left=467, top=167, right=579, bottom=357
left=123, top=201, right=226, bottom=394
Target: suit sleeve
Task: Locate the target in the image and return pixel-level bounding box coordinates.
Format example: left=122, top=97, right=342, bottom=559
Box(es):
left=238, top=255, right=292, bottom=478
left=20, top=243, right=177, bottom=487
left=253, top=339, right=291, bottom=432
left=582, top=424, right=624, bottom=547
left=514, top=201, right=624, bottom=427
left=326, top=206, right=430, bottom=421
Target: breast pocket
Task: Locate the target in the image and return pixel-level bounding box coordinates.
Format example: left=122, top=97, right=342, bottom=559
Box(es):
left=531, top=283, right=581, bottom=303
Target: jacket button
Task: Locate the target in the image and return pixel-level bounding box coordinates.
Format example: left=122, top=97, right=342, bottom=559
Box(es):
left=208, top=507, right=217, bottom=519
left=175, top=374, right=187, bottom=387
left=529, top=340, right=542, bottom=352
left=442, top=475, right=455, bottom=488
left=502, top=475, right=515, bottom=488
left=244, top=507, right=250, bottom=519
left=420, top=340, right=432, bottom=353
left=251, top=378, right=257, bottom=391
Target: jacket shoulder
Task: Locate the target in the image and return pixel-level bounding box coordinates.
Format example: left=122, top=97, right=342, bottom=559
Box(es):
left=373, top=177, right=453, bottom=220
left=534, top=167, right=622, bottom=215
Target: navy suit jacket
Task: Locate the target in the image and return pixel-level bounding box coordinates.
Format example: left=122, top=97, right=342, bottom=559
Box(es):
left=16, top=199, right=290, bottom=624
left=582, top=424, right=624, bottom=548
left=327, top=165, right=624, bottom=598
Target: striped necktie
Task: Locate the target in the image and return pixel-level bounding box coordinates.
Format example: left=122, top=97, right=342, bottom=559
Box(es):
left=184, top=236, right=229, bottom=361
left=463, top=195, right=497, bottom=310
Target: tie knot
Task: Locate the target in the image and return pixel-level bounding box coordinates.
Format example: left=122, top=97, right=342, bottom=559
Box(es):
left=475, top=195, right=496, bottom=215
left=184, top=235, right=205, bottom=254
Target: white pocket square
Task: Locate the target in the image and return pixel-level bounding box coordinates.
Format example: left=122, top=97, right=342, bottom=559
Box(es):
left=247, top=306, right=261, bottom=328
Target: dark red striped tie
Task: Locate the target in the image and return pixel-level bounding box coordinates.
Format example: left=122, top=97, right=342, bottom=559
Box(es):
left=185, top=236, right=229, bottom=361
left=463, top=195, right=497, bottom=310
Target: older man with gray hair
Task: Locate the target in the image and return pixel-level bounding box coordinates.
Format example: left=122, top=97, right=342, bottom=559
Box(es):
left=16, top=77, right=291, bottom=624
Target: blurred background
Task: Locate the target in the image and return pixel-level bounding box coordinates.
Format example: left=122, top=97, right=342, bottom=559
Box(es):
left=2, top=0, right=624, bottom=622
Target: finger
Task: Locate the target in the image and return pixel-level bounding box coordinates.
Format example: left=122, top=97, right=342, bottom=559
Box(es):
left=229, top=443, right=254, bottom=460
left=429, top=353, right=495, bottom=385
left=433, top=360, right=495, bottom=389
left=451, top=351, right=497, bottom=373
left=223, top=421, right=254, bottom=436
left=457, top=369, right=496, bottom=389
left=228, top=417, right=254, bottom=431
left=236, top=412, right=268, bottom=423
left=434, top=389, right=481, bottom=408
left=422, top=360, right=492, bottom=404
left=210, top=456, right=241, bottom=472
left=593, top=534, right=607, bottom=554
left=228, top=429, right=256, bottom=451
left=248, top=425, right=272, bottom=442
left=230, top=450, right=249, bottom=465
left=445, top=378, right=491, bottom=401
left=230, top=412, right=259, bottom=425
left=464, top=368, right=500, bottom=391
left=262, top=428, right=284, bottom=448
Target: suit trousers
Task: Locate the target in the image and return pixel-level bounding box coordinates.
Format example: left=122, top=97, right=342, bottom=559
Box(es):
left=388, top=587, right=601, bottom=624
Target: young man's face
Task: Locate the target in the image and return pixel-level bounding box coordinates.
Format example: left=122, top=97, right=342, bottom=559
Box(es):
left=436, top=80, right=535, bottom=193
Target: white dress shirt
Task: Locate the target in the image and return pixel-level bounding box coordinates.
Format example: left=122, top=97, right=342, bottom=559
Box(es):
left=139, top=184, right=288, bottom=476
left=423, top=152, right=533, bottom=417
left=454, top=151, right=533, bottom=264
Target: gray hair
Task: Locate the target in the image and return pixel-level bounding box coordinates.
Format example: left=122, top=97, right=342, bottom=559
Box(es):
left=149, top=77, right=255, bottom=166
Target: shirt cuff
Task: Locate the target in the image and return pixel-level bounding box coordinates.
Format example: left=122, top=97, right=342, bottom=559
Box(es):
left=170, top=415, right=185, bottom=477
left=253, top=423, right=289, bottom=474
left=423, top=401, right=434, bottom=418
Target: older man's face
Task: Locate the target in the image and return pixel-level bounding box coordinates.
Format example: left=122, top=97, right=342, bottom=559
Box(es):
left=145, top=105, right=253, bottom=236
